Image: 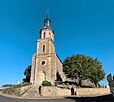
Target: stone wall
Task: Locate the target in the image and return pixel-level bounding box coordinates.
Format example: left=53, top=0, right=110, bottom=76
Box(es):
left=76, top=88, right=110, bottom=96
left=40, top=86, right=110, bottom=96
left=56, top=54, right=66, bottom=81
left=41, top=86, right=71, bottom=96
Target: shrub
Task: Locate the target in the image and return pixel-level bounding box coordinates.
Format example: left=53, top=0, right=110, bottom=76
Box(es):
left=42, top=80, right=52, bottom=86
left=2, top=87, right=20, bottom=96
left=3, top=87, right=14, bottom=95
left=2, top=83, right=32, bottom=96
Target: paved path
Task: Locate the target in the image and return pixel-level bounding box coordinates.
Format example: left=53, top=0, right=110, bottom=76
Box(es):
left=0, top=94, right=113, bottom=102
left=0, top=95, right=73, bottom=102
left=65, top=94, right=114, bottom=102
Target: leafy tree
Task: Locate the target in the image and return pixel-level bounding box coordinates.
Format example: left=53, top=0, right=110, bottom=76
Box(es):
left=63, top=54, right=105, bottom=86
left=23, top=65, right=31, bottom=83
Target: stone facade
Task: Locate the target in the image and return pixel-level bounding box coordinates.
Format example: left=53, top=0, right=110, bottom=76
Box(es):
left=30, top=16, right=65, bottom=85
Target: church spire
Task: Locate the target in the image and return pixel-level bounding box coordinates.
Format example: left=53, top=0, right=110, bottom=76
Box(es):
left=46, top=10, right=49, bottom=19
left=44, top=10, right=51, bottom=28
left=40, top=11, right=54, bottom=34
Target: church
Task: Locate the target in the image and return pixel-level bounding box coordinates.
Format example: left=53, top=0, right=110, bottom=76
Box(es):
left=30, top=15, right=65, bottom=85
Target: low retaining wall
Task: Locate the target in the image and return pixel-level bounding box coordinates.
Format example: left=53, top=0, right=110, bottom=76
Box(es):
left=41, top=86, right=110, bottom=96
left=77, top=88, right=110, bottom=96
left=41, top=86, right=71, bottom=96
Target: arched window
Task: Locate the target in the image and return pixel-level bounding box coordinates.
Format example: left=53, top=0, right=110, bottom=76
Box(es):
left=43, top=32, right=45, bottom=39
left=43, top=45, right=45, bottom=52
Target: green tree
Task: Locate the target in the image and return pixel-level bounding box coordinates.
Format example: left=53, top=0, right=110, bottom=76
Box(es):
left=23, top=65, right=31, bottom=83
left=63, top=54, right=105, bottom=86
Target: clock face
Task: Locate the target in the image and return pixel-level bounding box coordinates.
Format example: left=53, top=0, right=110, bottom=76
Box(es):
left=41, top=61, right=46, bottom=66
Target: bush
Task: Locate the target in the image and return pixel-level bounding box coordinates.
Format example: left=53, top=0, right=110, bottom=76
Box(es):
left=2, top=87, right=20, bottom=96
left=42, top=80, right=52, bottom=86
left=2, top=83, right=32, bottom=96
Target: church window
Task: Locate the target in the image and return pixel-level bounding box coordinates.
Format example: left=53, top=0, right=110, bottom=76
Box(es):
left=41, top=61, right=46, bottom=65
left=43, top=32, right=45, bottom=39
left=43, top=45, right=45, bottom=52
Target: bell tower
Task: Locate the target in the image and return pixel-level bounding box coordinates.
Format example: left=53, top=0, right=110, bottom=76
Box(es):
left=30, top=14, right=65, bottom=85
left=37, top=15, right=55, bottom=55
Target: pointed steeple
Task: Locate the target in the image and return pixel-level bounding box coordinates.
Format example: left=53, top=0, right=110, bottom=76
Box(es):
left=44, top=10, right=51, bottom=28
left=46, top=10, right=49, bottom=19
left=40, top=11, right=54, bottom=34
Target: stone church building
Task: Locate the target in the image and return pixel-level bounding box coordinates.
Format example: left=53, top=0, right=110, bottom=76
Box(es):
left=30, top=15, right=65, bottom=85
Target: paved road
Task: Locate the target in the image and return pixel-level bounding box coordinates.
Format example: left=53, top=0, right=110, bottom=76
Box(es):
left=0, top=94, right=113, bottom=102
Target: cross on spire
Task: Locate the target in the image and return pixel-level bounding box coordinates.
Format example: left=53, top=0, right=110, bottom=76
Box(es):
left=46, top=10, right=49, bottom=19
left=44, top=10, right=51, bottom=27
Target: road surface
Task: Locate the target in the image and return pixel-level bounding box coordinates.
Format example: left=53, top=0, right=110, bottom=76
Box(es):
left=0, top=94, right=113, bottom=102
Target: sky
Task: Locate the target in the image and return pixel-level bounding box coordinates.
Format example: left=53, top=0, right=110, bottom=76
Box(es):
left=0, top=0, right=114, bottom=86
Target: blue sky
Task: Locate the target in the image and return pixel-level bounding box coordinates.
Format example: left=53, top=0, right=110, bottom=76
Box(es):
left=0, top=0, right=114, bottom=85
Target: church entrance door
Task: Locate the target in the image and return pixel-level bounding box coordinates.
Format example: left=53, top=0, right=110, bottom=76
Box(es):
left=39, top=72, right=46, bottom=84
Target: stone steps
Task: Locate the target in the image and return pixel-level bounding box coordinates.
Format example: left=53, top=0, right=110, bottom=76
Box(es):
left=22, top=85, right=40, bottom=97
